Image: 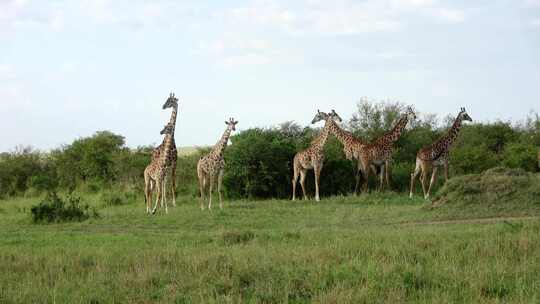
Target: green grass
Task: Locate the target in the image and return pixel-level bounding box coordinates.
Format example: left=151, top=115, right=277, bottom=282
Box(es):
left=0, top=192, right=539, bottom=303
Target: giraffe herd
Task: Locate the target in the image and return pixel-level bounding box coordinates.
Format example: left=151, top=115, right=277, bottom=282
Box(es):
left=144, top=93, right=473, bottom=214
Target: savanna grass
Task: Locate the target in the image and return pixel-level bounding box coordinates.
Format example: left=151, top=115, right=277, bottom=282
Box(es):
left=0, top=191, right=538, bottom=303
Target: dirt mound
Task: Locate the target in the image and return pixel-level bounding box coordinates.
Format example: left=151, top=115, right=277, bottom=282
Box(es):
left=431, top=167, right=540, bottom=217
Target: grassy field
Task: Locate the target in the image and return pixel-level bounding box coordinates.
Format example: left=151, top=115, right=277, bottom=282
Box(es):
left=0, top=192, right=539, bottom=303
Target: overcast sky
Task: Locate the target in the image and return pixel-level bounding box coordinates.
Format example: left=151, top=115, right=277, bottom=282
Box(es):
left=1, top=0, right=539, bottom=152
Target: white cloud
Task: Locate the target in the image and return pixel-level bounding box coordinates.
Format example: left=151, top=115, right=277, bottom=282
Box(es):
left=0, top=64, right=16, bottom=81
left=197, top=35, right=277, bottom=67
left=223, top=0, right=465, bottom=35
left=221, top=53, right=271, bottom=67
left=524, top=0, right=540, bottom=7
left=435, top=8, right=465, bottom=23
left=201, top=37, right=271, bottom=54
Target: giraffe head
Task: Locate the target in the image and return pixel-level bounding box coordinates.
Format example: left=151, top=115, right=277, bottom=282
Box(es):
left=329, top=109, right=343, bottom=123
left=159, top=123, right=174, bottom=135
left=311, top=110, right=329, bottom=124
left=459, top=107, right=473, bottom=122
left=163, top=92, right=179, bottom=110
left=225, top=117, right=239, bottom=131
left=404, top=106, right=417, bottom=121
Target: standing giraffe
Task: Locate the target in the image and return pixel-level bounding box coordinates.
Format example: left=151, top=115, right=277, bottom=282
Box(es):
left=292, top=110, right=342, bottom=201
left=324, top=110, right=378, bottom=191
left=355, top=106, right=416, bottom=193
left=410, top=107, right=472, bottom=199
left=144, top=122, right=175, bottom=214
left=197, top=118, right=238, bottom=210
left=152, top=93, right=179, bottom=206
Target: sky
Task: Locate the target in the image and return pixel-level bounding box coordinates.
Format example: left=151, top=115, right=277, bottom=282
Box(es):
left=1, top=0, right=539, bottom=152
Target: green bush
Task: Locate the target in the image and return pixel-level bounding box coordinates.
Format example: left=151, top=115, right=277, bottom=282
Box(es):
left=0, top=103, right=538, bottom=199
left=30, top=192, right=98, bottom=223
left=224, top=128, right=298, bottom=199
left=502, top=142, right=537, bottom=172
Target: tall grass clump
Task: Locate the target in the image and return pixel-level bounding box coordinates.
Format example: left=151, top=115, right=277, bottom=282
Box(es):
left=431, top=167, right=540, bottom=218
left=100, top=189, right=137, bottom=206
left=30, top=192, right=98, bottom=223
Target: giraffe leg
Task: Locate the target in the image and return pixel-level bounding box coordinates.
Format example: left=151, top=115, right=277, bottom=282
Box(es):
left=152, top=179, right=162, bottom=214
left=354, top=168, right=361, bottom=196
left=208, top=174, right=214, bottom=210
left=292, top=163, right=299, bottom=201
left=163, top=175, right=168, bottom=214
left=314, top=163, right=322, bottom=202
left=409, top=159, right=421, bottom=198
left=443, top=160, right=449, bottom=183
left=161, top=174, right=167, bottom=209
left=144, top=170, right=151, bottom=214
left=200, top=175, right=207, bottom=210
left=361, top=161, right=370, bottom=193
left=426, top=166, right=439, bottom=200
left=299, top=169, right=308, bottom=200
left=420, top=165, right=429, bottom=200
left=198, top=165, right=206, bottom=210
left=171, top=160, right=177, bottom=207
left=378, top=164, right=385, bottom=192
left=218, top=169, right=224, bottom=209
left=354, top=159, right=365, bottom=195
left=385, top=160, right=391, bottom=190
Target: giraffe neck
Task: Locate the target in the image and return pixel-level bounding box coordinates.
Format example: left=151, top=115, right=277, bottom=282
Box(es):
left=158, top=134, right=174, bottom=166
left=376, top=115, right=409, bottom=144
left=444, top=114, right=464, bottom=146
left=168, top=105, right=177, bottom=140
left=210, top=127, right=232, bottom=158
left=310, top=120, right=331, bottom=152
left=327, top=119, right=364, bottom=147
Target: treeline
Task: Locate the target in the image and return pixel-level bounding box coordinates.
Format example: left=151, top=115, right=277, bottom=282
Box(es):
left=1, top=101, right=538, bottom=199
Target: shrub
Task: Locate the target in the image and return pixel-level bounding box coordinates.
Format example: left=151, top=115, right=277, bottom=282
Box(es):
left=224, top=128, right=297, bottom=199
left=502, top=141, right=537, bottom=172
left=30, top=192, right=98, bottom=223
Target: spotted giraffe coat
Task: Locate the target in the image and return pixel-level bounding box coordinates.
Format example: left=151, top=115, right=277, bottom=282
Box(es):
left=417, top=112, right=467, bottom=166
left=197, top=126, right=232, bottom=178
left=356, top=113, right=413, bottom=166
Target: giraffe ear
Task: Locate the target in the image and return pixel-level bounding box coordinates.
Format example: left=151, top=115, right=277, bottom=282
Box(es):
left=234, top=120, right=239, bottom=124
left=225, top=121, right=229, bottom=125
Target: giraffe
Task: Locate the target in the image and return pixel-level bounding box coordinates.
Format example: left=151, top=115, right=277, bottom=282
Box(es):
left=197, top=118, right=238, bottom=210
left=151, top=93, right=179, bottom=206
left=323, top=110, right=379, bottom=191
left=291, top=110, right=342, bottom=201
left=144, top=122, right=175, bottom=214
left=410, top=107, right=472, bottom=199
left=355, top=106, right=416, bottom=193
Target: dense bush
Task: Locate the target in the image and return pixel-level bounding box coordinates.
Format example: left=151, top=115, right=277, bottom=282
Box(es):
left=224, top=128, right=298, bottom=199
left=30, top=192, right=98, bottom=223
left=0, top=101, right=538, bottom=200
